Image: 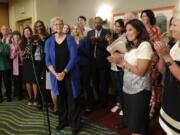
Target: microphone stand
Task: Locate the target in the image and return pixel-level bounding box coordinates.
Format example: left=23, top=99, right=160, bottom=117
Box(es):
left=41, top=32, right=57, bottom=135
left=30, top=32, right=56, bottom=135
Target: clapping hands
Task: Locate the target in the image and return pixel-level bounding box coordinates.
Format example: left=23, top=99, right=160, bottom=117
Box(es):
left=154, top=41, right=170, bottom=59
left=107, top=52, right=124, bottom=65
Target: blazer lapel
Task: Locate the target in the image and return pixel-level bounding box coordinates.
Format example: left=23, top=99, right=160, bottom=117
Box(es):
left=100, top=28, right=105, bottom=37
left=92, top=30, right=95, bottom=37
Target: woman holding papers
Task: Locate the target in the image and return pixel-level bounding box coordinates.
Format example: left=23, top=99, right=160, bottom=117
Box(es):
left=108, top=19, right=153, bottom=135
left=106, top=19, right=126, bottom=115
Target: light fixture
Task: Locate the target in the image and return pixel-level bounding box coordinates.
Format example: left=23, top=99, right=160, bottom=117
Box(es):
left=96, top=4, right=112, bottom=21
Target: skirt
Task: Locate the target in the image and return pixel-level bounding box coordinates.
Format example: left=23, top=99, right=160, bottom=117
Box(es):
left=22, top=59, right=36, bottom=84
left=46, top=71, right=52, bottom=90
left=124, top=90, right=151, bottom=135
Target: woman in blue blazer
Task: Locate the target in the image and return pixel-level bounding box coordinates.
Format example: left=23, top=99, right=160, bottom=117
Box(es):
left=44, top=17, right=80, bottom=135
left=71, top=24, right=93, bottom=113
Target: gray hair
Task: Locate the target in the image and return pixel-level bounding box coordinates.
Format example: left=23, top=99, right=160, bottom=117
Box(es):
left=50, top=16, right=64, bottom=28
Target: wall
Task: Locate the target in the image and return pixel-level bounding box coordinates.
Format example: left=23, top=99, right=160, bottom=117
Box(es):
left=8, top=0, right=179, bottom=30
left=9, top=0, right=64, bottom=30
left=9, top=0, right=36, bottom=30
left=35, top=0, right=64, bottom=26
left=59, top=0, right=179, bottom=26
left=0, top=3, right=9, bottom=27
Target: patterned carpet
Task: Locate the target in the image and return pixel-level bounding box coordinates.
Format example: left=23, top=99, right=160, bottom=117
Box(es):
left=0, top=99, right=119, bottom=135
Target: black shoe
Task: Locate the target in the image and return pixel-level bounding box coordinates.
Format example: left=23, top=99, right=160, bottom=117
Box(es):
left=72, top=130, right=79, bottom=135
left=0, top=98, right=3, bottom=103
left=7, top=97, right=12, bottom=102
left=115, top=122, right=127, bottom=129
left=102, top=103, right=108, bottom=108
left=56, top=124, right=68, bottom=131
left=18, top=96, right=23, bottom=101
left=36, top=104, right=43, bottom=111
left=52, top=111, right=58, bottom=115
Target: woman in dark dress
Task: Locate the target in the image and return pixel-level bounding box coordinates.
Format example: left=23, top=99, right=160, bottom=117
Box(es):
left=33, top=20, right=51, bottom=110
left=154, top=11, right=180, bottom=135
left=20, top=26, right=38, bottom=105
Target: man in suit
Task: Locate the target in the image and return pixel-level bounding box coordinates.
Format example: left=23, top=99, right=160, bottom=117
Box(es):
left=87, top=16, right=110, bottom=107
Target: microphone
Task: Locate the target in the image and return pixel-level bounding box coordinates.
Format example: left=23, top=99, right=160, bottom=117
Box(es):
left=44, top=31, right=57, bottom=40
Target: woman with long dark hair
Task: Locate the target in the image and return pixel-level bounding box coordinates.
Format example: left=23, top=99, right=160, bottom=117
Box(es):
left=141, top=9, right=162, bottom=118
left=20, top=26, right=38, bottom=105
left=108, top=19, right=153, bottom=135
left=106, top=19, right=126, bottom=115
left=33, top=20, right=51, bottom=110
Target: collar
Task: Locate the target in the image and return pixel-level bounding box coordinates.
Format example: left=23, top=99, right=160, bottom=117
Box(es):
left=95, top=28, right=102, bottom=33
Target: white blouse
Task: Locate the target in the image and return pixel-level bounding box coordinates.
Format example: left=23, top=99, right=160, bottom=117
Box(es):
left=123, top=41, right=153, bottom=94
left=170, top=41, right=180, bottom=61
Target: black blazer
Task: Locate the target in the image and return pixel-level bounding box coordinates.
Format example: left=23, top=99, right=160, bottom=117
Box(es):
left=87, top=28, right=110, bottom=69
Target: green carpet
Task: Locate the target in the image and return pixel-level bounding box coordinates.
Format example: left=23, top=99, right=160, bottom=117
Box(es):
left=0, top=99, right=119, bottom=135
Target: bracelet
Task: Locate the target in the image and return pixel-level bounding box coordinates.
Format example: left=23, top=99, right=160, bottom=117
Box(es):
left=63, top=69, right=68, bottom=74
left=62, top=71, right=66, bottom=75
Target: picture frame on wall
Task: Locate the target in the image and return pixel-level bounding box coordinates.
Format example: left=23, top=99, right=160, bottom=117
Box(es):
left=113, top=6, right=176, bottom=34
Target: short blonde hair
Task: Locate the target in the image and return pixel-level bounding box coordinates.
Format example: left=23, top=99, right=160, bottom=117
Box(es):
left=50, top=16, right=64, bottom=28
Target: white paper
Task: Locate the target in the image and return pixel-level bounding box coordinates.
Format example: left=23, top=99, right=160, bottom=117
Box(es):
left=107, top=36, right=127, bottom=54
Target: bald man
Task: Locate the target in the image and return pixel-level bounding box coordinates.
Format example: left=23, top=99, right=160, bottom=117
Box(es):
left=87, top=16, right=111, bottom=108
left=1, top=25, right=11, bottom=45
left=124, top=12, right=137, bottom=24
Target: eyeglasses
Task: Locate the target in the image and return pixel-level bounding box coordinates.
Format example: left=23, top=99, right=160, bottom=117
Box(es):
left=141, top=15, right=148, bottom=18
left=54, top=23, right=63, bottom=26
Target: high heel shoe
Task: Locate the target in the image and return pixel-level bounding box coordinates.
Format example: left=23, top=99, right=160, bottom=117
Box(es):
left=52, top=111, right=58, bottom=115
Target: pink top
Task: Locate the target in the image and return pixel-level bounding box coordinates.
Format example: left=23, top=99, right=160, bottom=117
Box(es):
left=10, top=43, right=21, bottom=76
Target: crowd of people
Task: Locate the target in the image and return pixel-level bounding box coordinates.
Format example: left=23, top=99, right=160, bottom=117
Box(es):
left=0, top=9, right=180, bottom=135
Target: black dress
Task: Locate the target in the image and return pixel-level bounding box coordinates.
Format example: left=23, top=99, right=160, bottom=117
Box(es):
left=21, top=43, right=36, bottom=84
left=55, top=37, right=81, bottom=132
left=55, top=38, right=69, bottom=74
left=159, top=40, right=180, bottom=135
